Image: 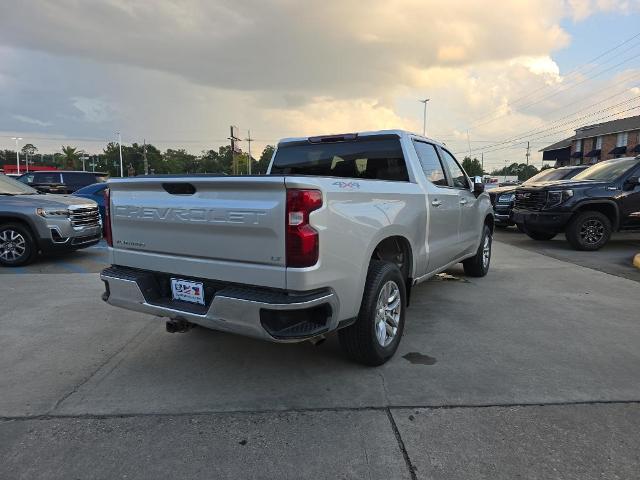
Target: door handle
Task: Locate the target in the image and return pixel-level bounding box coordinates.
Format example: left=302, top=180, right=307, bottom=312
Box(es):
left=431, top=199, right=442, bottom=207
left=460, top=198, right=468, bottom=205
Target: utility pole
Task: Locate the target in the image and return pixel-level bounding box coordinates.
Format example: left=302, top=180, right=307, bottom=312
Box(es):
left=245, top=130, right=253, bottom=175
left=419, top=99, right=430, bottom=136
left=525, top=141, right=530, bottom=166
left=143, top=139, right=149, bottom=175
left=117, top=132, right=124, bottom=177
left=11, top=137, right=22, bottom=174
left=466, top=130, right=472, bottom=157
left=229, top=126, right=241, bottom=175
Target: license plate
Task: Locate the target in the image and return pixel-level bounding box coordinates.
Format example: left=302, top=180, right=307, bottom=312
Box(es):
left=170, top=278, right=205, bottom=305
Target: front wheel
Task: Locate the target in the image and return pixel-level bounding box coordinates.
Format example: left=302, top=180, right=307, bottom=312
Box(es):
left=0, top=223, right=37, bottom=267
left=338, top=260, right=406, bottom=366
left=463, top=224, right=492, bottom=277
left=565, top=211, right=612, bottom=251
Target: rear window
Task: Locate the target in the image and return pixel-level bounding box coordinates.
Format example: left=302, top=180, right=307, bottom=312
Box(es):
left=270, top=136, right=408, bottom=181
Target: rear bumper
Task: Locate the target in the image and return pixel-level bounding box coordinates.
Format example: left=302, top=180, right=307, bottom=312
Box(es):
left=100, top=266, right=340, bottom=343
left=511, top=209, right=572, bottom=233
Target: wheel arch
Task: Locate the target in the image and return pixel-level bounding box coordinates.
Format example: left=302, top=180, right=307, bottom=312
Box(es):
left=370, top=234, right=414, bottom=305
left=571, top=200, right=620, bottom=230
left=0, top=213, right=38, bottom=236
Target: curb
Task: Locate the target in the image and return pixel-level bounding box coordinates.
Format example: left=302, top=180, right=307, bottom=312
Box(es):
left=634, top=254, right=640, bottom=270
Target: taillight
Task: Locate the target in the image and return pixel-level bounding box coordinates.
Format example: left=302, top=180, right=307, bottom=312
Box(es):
left=286, top=189, right=322, bottom=267
left=103, top=188, right=112, bottom=247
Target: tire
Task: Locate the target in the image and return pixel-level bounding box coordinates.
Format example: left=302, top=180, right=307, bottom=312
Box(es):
left=338, top=260, right=406, bottom=366
left=523, top=227, right=556, bottom=241
left=516, top=223, right=526, bottom=233
left=565, top=210, right=612, bottom=251
left=0, top=223, right=37, bottom=267
left=463, top=224, right=492, bottom=277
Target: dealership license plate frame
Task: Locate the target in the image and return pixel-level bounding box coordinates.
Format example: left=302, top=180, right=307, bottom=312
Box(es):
left=170, top=278, right=205, bottom=305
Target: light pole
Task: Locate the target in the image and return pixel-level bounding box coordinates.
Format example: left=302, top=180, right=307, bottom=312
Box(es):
left=11, top=137, right=22, bottom=174
left=116, top=132, right=123, bottom=177
left=419, top=99, right=430, bottom=136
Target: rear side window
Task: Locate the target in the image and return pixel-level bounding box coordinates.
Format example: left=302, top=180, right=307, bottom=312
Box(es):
left=34, top=172, right=61, bottom=183
left=412, top=141, right=447, bottom=187
left=270, top=136, right=408, bottom=181
left=62, top=172, right=92, bottom=184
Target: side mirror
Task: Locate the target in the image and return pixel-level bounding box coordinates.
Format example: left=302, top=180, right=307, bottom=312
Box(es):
left=473, top=180, right=485, bottom=196
left=624, top=176, right=640, bottom=190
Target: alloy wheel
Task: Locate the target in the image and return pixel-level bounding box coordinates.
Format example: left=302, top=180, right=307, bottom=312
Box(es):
left=482, top=234, right=491, bottom=269
left=0, top=229, right=27, bottom=262
left=375, top=280, right=401, bottom=347
left=579, top=219, right=605, bottom=246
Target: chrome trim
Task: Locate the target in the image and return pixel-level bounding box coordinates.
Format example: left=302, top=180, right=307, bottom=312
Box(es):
left=100, top=273, right=340, bottom=343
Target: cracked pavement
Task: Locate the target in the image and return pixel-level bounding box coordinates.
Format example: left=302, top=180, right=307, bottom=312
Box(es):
left=1, top=235, right=639, bottom=479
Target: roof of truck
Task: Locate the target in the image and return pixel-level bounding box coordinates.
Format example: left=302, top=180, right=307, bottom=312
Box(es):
left=277, top=130, right=447, bottom=148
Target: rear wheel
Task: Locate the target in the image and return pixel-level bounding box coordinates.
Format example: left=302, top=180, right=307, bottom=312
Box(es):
left=338, top=260, right=406, bottom=366
left=463, top=224, right=492, bottom=277
left=0, top=223, right=36, bottom=267
left=565, top=210, right=612, bottom=251
left=523, top=227, right=556, bottom=241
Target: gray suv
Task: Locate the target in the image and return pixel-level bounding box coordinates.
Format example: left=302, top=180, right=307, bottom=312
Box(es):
left=0, top=174, right=102, bottom=266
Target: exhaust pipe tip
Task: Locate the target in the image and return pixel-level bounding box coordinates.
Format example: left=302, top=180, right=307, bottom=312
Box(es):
left=307, top=334, right=326, bottom=347
left=166, top=318, right=194, bottom=333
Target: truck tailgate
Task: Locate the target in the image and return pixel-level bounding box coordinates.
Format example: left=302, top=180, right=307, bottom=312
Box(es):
left=108, top=176, right=287, bottom=288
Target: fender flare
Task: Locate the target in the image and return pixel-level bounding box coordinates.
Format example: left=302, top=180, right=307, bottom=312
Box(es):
left=570, top=199, right=621, bottom=229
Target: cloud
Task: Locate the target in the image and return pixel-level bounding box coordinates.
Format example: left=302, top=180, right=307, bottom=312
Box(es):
left=0, top=0, right=638, bottom=170
left=13, top=115, right=52, bottom=127
left=0, top=0, right=573, bottom=100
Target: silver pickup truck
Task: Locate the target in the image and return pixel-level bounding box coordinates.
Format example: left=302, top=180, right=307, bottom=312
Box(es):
left=101, top=131, right=494, bottom=365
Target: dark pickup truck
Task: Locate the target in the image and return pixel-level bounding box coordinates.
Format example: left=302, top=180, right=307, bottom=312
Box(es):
left=512, top=156, right=640, bottom=250
left=489, top=165, right=587, bottom=228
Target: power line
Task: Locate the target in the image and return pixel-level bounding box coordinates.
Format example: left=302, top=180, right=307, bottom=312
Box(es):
left=461, top=94, right=640, bottom=155
left=474, top=104, right=640, bottom=156
left=465, top=31, right=640, bottom=128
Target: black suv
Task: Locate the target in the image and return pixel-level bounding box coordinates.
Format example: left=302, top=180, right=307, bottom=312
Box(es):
left=511, top=156, right=640, bottom=250
left=489, top=165, right=587, bottom=228
left=17, top=171, right=108, bottom=194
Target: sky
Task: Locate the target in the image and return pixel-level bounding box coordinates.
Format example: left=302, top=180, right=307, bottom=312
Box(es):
left=0, top=0, right=639, bottom=171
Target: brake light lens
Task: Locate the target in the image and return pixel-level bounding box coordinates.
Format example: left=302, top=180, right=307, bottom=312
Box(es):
left=103, top=188, right=112, bottom=246
left=286, top=189, right=322, bottom=267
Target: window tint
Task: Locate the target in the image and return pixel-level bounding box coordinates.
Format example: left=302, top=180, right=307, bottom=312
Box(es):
left=440, top=149, right=469, bottom=189
left=412, top=141, right=447, bottom=187
left=34, top=172, right=61, bottom=183
left=62, top=172, right=92, bottom=184
left=270, top=136, right=408, bottom=181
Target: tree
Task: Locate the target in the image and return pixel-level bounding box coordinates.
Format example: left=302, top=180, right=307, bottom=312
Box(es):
left=255, top=145, right=275, bottom=174
left=163, top=149, right=198, bottom=173
left=21, top=144, right=37, bottom=156
left=61, top=146, right=80, bottom=169
left=461, top=156, right=484, bottom=177
left=490, top=162, right=539, bottom=181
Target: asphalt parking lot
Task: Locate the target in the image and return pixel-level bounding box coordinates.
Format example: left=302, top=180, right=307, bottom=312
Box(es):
left=1, top=234, right=639, bottom=479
